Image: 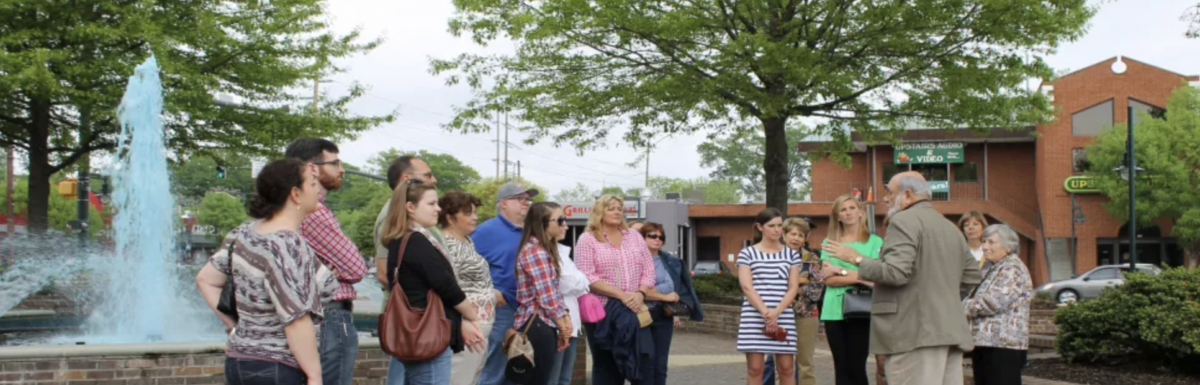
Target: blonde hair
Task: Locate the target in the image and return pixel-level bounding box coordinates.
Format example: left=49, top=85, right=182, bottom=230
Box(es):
left=828, top=194, right=870, bottom=243
left=586, top=195, right=627, bottom=238
left=782, top=217, right=811, bottom=236
left=379, top=181, right=438, bottom=244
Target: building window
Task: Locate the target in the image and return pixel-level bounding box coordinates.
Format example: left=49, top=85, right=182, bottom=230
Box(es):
left=882, top=162, right=902, bottom=184
left=913, top=164, right=949, bottom=201
left=954, top=163, right=979, bottom=182
left=1072, top=148, right=1090, bottom=174
left=1130, top=99, right=1166, bottom=125
left=1072, top=99, right=1114, bottom=136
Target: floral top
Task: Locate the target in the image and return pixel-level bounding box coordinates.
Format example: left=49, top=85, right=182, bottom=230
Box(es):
left=444, top=234, right=497, bottom=323
left=964, top=254, right=1032, bottom=350
left=794, top=249, right=825, bottom=318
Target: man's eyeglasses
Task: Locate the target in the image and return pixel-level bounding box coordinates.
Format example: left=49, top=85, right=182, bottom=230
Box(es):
left=506, top=196, right=531, bottom=204
left=312, top=159, right=342, bottom=167
left=645, top=234, right=664, bottom=241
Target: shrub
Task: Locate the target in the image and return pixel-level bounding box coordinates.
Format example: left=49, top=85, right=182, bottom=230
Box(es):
left=692, top=273, right=743, bottom=305
left=1055, top=267, right=1200, bottom=374
left=1031, top=290, right=1057, bottom=309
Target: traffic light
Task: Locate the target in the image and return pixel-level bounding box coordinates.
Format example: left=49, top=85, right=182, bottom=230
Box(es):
left=216, top=165, right=226, bottom=179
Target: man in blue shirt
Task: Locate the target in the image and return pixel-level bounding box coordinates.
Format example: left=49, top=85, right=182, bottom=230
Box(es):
left=475, top=182, right=537, bottom=385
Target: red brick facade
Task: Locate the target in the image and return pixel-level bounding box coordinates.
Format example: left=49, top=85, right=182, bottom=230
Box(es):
left=689, top=57, right=1196, bottom=286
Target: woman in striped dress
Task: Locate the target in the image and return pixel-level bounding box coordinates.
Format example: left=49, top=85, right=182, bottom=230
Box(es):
left=738, top=208, right=802, bottom=385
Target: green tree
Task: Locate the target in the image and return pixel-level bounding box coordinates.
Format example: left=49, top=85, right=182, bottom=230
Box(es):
left=325, top=162, right=391, bottom=214
left=698, top=125, right=811, bottom=201
left=646, top=176, right=740, bottom=204
left=2, top=176, right=106, bottom=237
left=196, top=192, right=249, bottom=236
left=170, top=153, right=256, bottom=207
left=1085, top=84, right=1200, bottom=267
left=0, top=0, right=394, bottom=232
left=554, top=183, right=596, bottom=202
left=600, top=186, right=627, bottom=197
left=464, top=177, right=548, bottom=222
left=366, top=149, right=482, bottom=193
left=432, top=0, right=1091, bottom=215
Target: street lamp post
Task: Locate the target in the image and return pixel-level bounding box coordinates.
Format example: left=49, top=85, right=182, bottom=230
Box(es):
left=1114, top=106, right=1143, bottom=272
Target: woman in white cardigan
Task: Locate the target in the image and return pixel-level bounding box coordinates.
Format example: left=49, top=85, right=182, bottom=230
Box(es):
left=547, top=233, right=591, bottom=385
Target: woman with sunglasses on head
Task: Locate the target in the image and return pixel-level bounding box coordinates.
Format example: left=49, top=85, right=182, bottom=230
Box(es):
left=380, top=180, right=485, bottom=385
left=511, top=202, right=573, bottom=384
left=546, top=215, right=591, bottom=385
left=639, top=222, right=704, bottom=385
left=195, top=159, right=338, bottom=385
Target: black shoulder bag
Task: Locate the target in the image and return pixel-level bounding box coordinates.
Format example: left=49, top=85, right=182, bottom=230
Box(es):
left=216, top=241, right=239, bottom=321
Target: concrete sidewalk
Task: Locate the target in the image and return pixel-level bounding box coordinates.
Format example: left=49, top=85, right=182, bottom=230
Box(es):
left=588, top=331, right=1075, bottom=385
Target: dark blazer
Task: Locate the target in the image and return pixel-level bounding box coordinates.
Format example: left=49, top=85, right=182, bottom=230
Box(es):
left=658, top=251, right=704, bottom=322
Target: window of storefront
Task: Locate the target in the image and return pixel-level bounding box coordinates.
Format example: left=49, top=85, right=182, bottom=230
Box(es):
left=912, top=164, right=950, bottom=201
left=954, top=163, right=979, bottom=182
left=1072, top=99, right=1114, bottom=136
left=1072, top=148, right=1090, bottom=174
left=882, top=162, right=902, bottom=184
left=1130, top=99, right=1166, bottom=126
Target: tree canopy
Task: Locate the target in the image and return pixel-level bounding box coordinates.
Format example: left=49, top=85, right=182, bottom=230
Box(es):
left=554, top=183, right=596, bottom=202
left=1085, top=84, right=1200, bottom=267
left=646, top=176, right=740, bottom=204
left=1, top=0, right=394, bottom=231
left=699, top=125, right=810, bottom=201
left=196, top=192, right=248, bottom=236
left=433, top=0, right=1092, bottom=215
left=366, top=148, right=482, bottom=193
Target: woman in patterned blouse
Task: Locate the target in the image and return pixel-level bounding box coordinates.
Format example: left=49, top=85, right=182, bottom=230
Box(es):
left=575, top=195, right=657, bottom=385
left=437, top=190, right=497, bottom=385
left=963, top=224, right=1032, bottom=385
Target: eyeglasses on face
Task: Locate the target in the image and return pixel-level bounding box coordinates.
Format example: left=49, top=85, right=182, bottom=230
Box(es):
left=311, top=159, right=342, bottom=167
left=645, top=234, right=664, bottom=241
left=506, top=196, right=531, bottom=203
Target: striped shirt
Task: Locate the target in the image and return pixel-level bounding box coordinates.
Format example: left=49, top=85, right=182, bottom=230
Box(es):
left=736, top=246, right=800, bottom=354
left=211, top=221, right=338, bottom=368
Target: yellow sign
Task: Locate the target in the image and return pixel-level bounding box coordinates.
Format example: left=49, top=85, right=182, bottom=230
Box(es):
left=1063, top=176, right=1099, bottom=194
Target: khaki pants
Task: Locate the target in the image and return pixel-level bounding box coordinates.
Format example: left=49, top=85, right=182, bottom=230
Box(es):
left=795, top=317, right=819, bottom=385
left=884, top=345, right=964, bottom=385
left=449, top=320, right=494, bottom=385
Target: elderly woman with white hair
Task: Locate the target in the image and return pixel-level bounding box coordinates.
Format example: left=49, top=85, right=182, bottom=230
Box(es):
left=963, top=224, right=1032, bottom=385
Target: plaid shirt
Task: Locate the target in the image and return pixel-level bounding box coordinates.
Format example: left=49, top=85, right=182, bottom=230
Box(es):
left=574, top=228, right=656, bottom=306
left=514, top=238, right=568, bottom=330
left=300, top=194, right=367, bottom=301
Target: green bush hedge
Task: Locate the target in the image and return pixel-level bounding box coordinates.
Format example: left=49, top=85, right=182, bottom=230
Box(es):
left=1055, top=267, right=1200, bottom=374
left=692, top=273, right=743, bottom=306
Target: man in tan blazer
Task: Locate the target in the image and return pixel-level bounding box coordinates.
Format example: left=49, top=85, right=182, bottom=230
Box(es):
left=824, top=171, right=982, bottom=385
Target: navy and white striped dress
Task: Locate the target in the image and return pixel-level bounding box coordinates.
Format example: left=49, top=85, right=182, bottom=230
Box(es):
left=736, top=246, right=800, bottom=354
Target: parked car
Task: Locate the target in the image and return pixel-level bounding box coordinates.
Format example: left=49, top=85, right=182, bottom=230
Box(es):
left=692, top=260, right=734, bottom=276
left=1036, top=263, right=1162, bottom=303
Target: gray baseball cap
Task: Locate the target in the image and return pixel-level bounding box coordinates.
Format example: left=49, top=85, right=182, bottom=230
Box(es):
left=496, top=182, right=539, bottom=203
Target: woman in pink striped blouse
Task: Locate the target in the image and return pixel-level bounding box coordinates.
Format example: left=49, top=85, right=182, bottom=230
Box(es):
left=574, top=195, right=658, bottom=385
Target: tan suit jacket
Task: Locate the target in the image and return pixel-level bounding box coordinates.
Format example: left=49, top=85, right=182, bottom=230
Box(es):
left=858, top=201, right=982, bottom=355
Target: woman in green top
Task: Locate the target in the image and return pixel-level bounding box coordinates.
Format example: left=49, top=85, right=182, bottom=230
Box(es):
left=819, top=194, right=882, bottom=385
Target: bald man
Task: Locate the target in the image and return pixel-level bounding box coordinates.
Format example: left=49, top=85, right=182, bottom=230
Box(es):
left=823, top=171, right=982, bottom=385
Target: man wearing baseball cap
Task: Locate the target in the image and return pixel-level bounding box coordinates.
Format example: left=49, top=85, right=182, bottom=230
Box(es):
left=474, top=181, right=539, bottom=385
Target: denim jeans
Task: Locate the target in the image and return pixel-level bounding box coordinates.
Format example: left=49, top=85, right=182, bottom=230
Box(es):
left=319, top=305, right=359, bottom=385
left=479, top=303, right=516, bottom=385
left=546, top=337, right=579, bottom=385
left=385, top=348, right=453, bottom=385
left=648, top=309, right=674, bottom=385
left=225, top=357, right=306, bottom=385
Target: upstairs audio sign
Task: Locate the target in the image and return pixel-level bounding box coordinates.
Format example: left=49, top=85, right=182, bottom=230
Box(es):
left=1063, top=176, right=1100, bottom=194
left=895, top=142, right=964, bottom=164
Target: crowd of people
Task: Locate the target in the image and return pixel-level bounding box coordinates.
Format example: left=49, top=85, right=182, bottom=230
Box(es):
left=193, top=138, right=1034, bottom=385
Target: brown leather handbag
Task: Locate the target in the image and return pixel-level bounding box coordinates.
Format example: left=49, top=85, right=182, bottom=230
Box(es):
left=378, top=232, right=451, bottom=362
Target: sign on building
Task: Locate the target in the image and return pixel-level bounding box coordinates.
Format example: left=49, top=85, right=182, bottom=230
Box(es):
left=1063, top=176, right=1100, bottom=194
left=895, top=142, right=964, bottom=164
left=928, top=180, right=950, bottom=194
left=561, top=200, right=640, bottom=220
left=251, top=158, right=267, bottom=178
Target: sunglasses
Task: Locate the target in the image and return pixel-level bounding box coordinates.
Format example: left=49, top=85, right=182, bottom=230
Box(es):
left=645, top=234, right=664, bottom=241
left=554, top=216, right=567, bottom=227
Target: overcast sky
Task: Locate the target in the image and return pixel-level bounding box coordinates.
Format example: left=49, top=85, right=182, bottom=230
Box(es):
left=321, top=0, right=1200, bottom=197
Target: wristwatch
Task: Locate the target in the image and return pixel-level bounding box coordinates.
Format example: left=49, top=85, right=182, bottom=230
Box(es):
left=839, top=269, right=849, bottom=276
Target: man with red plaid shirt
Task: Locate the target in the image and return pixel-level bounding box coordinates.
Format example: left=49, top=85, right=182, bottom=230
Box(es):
left=285, top=138, right=368, bottom=385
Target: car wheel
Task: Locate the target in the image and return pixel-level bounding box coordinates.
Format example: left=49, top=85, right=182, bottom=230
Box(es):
left=1057, top=289, right=1079, bottom=304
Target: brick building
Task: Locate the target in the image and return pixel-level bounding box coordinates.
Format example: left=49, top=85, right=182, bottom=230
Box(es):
left=687, top=57, right=1197, bottom=285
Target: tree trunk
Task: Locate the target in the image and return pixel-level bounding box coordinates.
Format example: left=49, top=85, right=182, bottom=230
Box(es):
left=761, top=116, right=791, bottom=216
left=26, top=98, right=52, bottom=233
left=1185, top=242, right=1199, bottom=269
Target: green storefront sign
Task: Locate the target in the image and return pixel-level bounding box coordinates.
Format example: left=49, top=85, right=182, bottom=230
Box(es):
left=895, top=142, right=964, bottom=164
left=929, top=180, right=950, bottom=193
left=1063, top=176, right=1100, bottom=194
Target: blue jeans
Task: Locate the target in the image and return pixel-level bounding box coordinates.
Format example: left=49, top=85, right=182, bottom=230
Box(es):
left=319, top=305, right=359, bottom=385
left=648, top=309, right=674, bottom=385
left=479, top=303, right=516, bottom=385
left=225, top=358, right=305, bottom=385
left=385, top=348, right=452, bottom=385
left=762, top=355, right=799, bottom=385
left=547, top=337, right=579, bottom=385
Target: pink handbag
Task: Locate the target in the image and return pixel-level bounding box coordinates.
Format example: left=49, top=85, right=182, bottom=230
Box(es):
left=578, top=294, right=606, bottom=323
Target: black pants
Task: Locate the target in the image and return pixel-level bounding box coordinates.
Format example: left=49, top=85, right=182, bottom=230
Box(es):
left=520, top=317, right=559, bottom=385
left=225, top=358, right=306, bottom=385
left=825, top=318, right=870, bottom=385
left=584, top=323, right=653, bottom=385
left=648, top=306, right=675, bottom=385
left=972, top=347, right=1027, bottom=385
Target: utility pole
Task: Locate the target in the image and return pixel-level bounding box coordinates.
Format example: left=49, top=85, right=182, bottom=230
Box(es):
left=517, top=160, right=521, bottom=178
left=644, top=146, right=650, bottom=188
left=504, top=112, right=510, bottom=179
left=495, top=111, right=501, bottom=178
left=5, top=146, right=13, bottom=237
left=312, top=78, right=320, bottom=113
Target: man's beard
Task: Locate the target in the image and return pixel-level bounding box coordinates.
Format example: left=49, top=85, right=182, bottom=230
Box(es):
left=886, top=197, right=904, bottom=219
left=319, top=173, right=342, bottom=191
